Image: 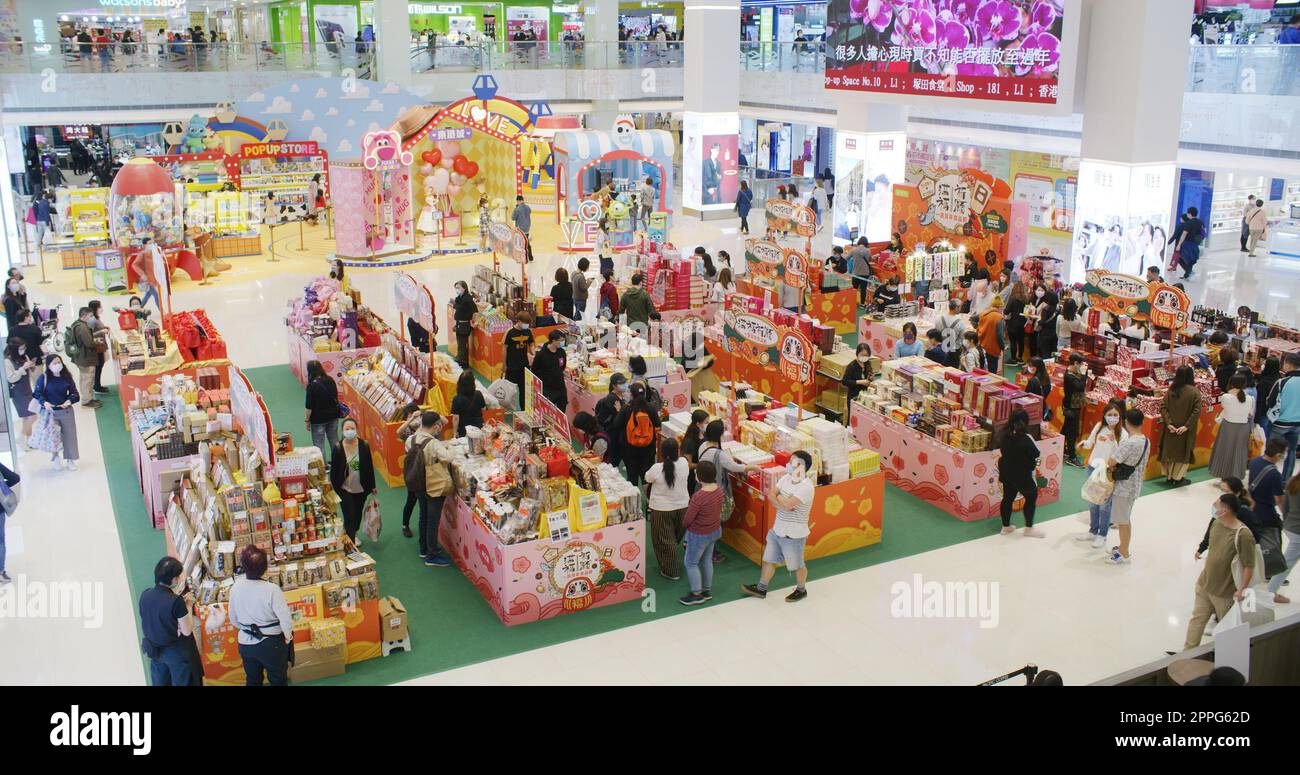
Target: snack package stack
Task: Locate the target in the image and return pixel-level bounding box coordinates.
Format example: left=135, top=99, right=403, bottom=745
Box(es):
left=309, top=617, right=347, bottom=649
left=847, top=446, right=880, bottom=477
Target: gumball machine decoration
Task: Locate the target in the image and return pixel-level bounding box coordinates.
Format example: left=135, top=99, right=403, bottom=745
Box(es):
left=415, top=138, right=479, bottom=249
left=109, top=157, right=183, bottom=307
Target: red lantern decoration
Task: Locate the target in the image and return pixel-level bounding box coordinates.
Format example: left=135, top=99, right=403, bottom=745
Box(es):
left=421, top=149, right=442, bottom=166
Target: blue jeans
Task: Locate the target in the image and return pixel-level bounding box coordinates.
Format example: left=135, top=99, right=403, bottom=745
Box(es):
left=573, top=298, right=587, bottom=318
left=1269, top=423, right=1300, bottom=481
left=150, top=641, right=192, bottom=686
left=138, top=280, right=161, bottom=314
left=684, top=528, right=721, bottom=593
left=0, top=508, right=6, bottom=573
left=310, top=420, right=338, bottom=456
left=1087, top=468, right=1112, bottom=537
left=1267, top=529, right=1300, bottom=594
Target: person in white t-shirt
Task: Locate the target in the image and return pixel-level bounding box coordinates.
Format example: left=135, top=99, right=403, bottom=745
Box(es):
left=644, top=437, right=691, bottom=580
left=742, top=450, right=816, bottom=602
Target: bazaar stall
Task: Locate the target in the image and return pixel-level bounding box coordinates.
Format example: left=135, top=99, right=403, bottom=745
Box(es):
left=340, top=343, right=443, bottom=487
left=437, top=396, right=646, bottom=626
left=849, top=356, right=1064, bottom=521
left=450, top=265, right=565, bottom=383
left=891, top=167, right=1030, bottom=275
left=150, top=148, right=261, bottom=257
left=284, top=275, right=381, bottom=390
left=562, top=324, right=694, bottom=426
left=741, top=237, right=858, bottom=335
left=331, top=130, right=417, bottom=259
left=112, top=309, right=230, bottom=422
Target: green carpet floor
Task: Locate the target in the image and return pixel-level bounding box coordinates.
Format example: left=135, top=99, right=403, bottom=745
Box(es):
left=101, top=362, right=1213, bottom=685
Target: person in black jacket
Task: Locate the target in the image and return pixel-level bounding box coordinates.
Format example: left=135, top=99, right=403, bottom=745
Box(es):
left=1035, top=291, right=1060, bottom=359
left=872, top=277, right=901, bottom=310
left=304, top=360, right=341, bottom=458
left=1215, top=346, right=1239, bottom=393
left=842, top=342, right=873, bottom=404
left=451, top=280, right=477, bottom=369
left=550, top=267, right=574, bottom=319
left=1023, top=357, right=1051, bottom=422
left=0, top=461, right=20, bottom=583
left=998, top=408, right=1043, bottom=538
left=530, top=329, right=568, bottom=411
left=329, top=417, right=376, bottom=542
left=595, top=373, right=627, bottom=466
left=407, top=316, right=431, bottom=354
left=450, top=371, right=486, bottom=436
left=1062, top=353, right=1088, bottom=468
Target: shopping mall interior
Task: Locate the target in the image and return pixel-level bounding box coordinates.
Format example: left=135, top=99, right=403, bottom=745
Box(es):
left=1, top=0, right=1299, bottom=691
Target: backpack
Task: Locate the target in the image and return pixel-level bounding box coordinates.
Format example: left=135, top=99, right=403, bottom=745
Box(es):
left=1265, top=375, right=1293, bottom=423
left=404, top=438, right=432, bottom=493
left=63, top=323, right=81, bottom=360
left=625, top=410, right=656, bottom=448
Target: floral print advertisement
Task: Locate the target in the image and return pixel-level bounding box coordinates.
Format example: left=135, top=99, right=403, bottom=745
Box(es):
left=825, top=0, right=1067, bottom=104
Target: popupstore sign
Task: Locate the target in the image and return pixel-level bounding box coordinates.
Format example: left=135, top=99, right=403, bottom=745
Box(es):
left=824, top=0, right=1081, bottom=112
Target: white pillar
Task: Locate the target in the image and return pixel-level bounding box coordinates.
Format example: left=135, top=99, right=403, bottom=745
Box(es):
left=832, top=94, right=907, bottom=244
left=681, top=0, right=740, bottom=217
left=372, top=0, right=412, bottom=87
left=1070, top=0, right=1192, bottom=282
left=583, top=0, right=618, bottom=68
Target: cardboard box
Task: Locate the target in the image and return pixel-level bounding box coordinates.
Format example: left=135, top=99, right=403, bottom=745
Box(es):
left=379, top=596, right=408, bottom=642
left=288, top=641, right=346, bottom=683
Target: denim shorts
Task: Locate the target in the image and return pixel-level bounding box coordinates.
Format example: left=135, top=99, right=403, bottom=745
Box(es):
left=762, top=529, right=807, bottom=571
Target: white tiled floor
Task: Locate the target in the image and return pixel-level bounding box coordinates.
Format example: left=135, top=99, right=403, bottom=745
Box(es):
left=1, top=211, right=1296, bottom=686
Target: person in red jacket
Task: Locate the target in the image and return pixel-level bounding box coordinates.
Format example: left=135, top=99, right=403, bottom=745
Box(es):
left=598, top=269, right=619, bottom=319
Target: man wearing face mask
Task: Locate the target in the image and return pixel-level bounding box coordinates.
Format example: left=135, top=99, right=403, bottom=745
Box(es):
left=595, top=373, right=627, bottom=467
left=742, top=450, right=816, bottom=602
left=138, top=556, right=198, bottom=686
left=502, top=312, right=534, bottom=410
left=872, top=276, right=901, bottom=310
left=530, top=330, right=568, bottom=412
left=451, top=280, right=477, bottom=370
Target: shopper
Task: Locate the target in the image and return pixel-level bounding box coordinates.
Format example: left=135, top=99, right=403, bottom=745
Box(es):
left=33, top=354, right=81, bottom=470
left=997, top=409, right=1044, bottom=538
left=1245, top=199, right=1268, bottom=257
left=6, top=337, right=38, bottom=446
left=133, top=238, right=164, bottom=314
left=572, top=257, right=591, bottom=319
left=87, top=300, right=110, bottom=394
left=1266, top=472, right=1300, bottom=604
left=1035, top=291, right=1060, bottom=359
left=617, top=383, right=660, bottom=486
left=619, top=272, right=657, bottom=332
left=712, top=267, right=737, bottom=303
left=594, top=218, right=612, bottom=276
left=530, top=329, right=568, bottom=412
left=645, top=437, right=690, bottom=580
left=549, top=267, right=574, bottom=319
left=1246, top=438, right=1286, bottom=538
left=229, top=546, right=294, bottom=686
left=1174, top=206, right=1205, bottom=279
left=1184, top=493, right=1256, bottom=650
left=1159, top=365, right=1202, bottom=487
left=451, top=280, right=476, bottom=369
left=1239, top=195, right=1257, bottom=252
left=10, top=309, right=45, bottom=367
left=3, top=275, right=28, bottom=329
left=680, top=459, right=723, bottom=605
left=958, top=330, right=983, bottom=372
left=735, top=180, right=753, bottom=235
left=976, top=294, right=1007, bottom=373
left=1209, top=374, right=1254, bottom=479
left=503, top=312, right=533, bottom=410
left=639, top=176, right=656, bottom=228
left=1255, top=356, right=1282, bottom=436
left=511, top=195, right=532, bottom=261
left=573, top=411, right=613, bottom=461
left=1265, top=351, right=1300, bottom=481
left=1077, top=400, right=1129, bottom=548
left=306, top=173, right=322, bottom=225
left=741, top=450, right=816, bottom=602
left=594, top=373, right=627, bottom=465
left=1062, top=353, right=1088, bottom=467
left=1022, top=357, right=1050, bottom=420
left=936, top=298, right=968, bottom=367
left=304, top=360, right=341, bottom=457
left=895, top=322, right=924, bottom=358
left=450, top=371, right=486, bottom=437
left=395, top=402, right=422, bottom=539
left=406, top=315, right=431, bottom=354
left=69, top=306, right=101, bottom=409
left=408, top=411, right=454, bottom=567
left=330, top=418, right=376, bottom=543
left=138, top=556, right=197, bottom=686
left=1214, top=347, right=1239, bottom=393
left=923, top=328, right=946, bottom=364
left=843, top=342, right=874, bottom=403
left=1106, top=409, right=1151, bottom=564
left=697, top=419, right=761, bottom=528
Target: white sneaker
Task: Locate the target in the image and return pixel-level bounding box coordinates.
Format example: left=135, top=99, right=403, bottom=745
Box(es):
left=1107, top=549, right=1130, bottom=565
left=67, top=460, right=78, bottom=471
left=1091, top=535, right=1106, bottom=549
left=1074, top=532, right=1094, bottom=542
left=1022, top=527, right=1045, bottom=538
left=999, top=526, right=1015, bottom=535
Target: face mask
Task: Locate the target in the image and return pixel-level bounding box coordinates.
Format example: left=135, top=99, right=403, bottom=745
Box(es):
left=49, top=363, right=62, bottom=374
left=618, top=385, right=630, bottom=397
left=343, top=428, right=357, bottom=440
left=1036, top=290, right=1045, bottom=299
left=7, top=283, right=17, bottom=293
left=1105, top=414, right=1119, bottom=427
left=788, top=463, right=805, bottom=481
left=857, top=355, right=869, bottom=364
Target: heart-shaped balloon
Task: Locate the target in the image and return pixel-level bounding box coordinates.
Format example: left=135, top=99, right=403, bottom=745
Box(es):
left=429, top=167, right=450, bottom=195
left=421, top=149, right=442, bottom=166
left=453, top=155, right=472, bottom=177
left=438, top=140, right=461, bottom=159
left=439, top=157, right=455, bottom=170
left=447, top=184, right=461, bottom=197
left=463, top=161, right=479, bottom=179
left=420, top=163, right=435, bottom=175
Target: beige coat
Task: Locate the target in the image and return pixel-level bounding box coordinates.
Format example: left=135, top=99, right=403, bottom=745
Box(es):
left=1159, top=385, right=1203, bottom=464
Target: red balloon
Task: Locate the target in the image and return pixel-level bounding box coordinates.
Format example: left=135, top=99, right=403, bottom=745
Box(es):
left=463, top=161, right=479, bottom=179
left=421, top=149, right=442, bottom=166
left=452, top=155, right=471, bottom=176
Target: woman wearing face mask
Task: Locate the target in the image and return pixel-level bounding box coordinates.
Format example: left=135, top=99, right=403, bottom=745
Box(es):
left=87, top=300, right=110, bottom=395
left=530, top=329, right=568, bottom=412
left=138, top=556, right=198, bottom=686
left=1184, top=492, right=1257, bottom=650
left=1209, top=374, right=1254, bottom=480
left=2, top=277, right=28, bottom=329
left=644, top=437, right=691, bottom=580
left=872, top=276, right=902, bottom=310
left=451, top=280, right=476, bottom=370
left=1023, top=283, right=1048, bottom=359
left=998, top=409, right=1044, bottom=538
left=1034, top=290, right=1060, bottom=360
left=395, top=402, right=423, bottom=539
left=895, top=322, right=924, bottom=358
left=1077, top=399, right=1129, bottom=548
left=842, top=343, right=874, bottom=405
left=679, top=409, right=710, bottom=495
left=330, top=417, right=376, bottom=544
left=304, top=360, right=341, bottom=458
left=1022, top=357, right=1051, bottom=422
left=33, top=354, right=81, bottom=470
left=6, top=336, right=39, bottom=446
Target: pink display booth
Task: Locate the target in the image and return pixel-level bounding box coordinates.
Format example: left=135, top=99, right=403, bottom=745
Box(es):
left=331, top=129, right=417, bottom=260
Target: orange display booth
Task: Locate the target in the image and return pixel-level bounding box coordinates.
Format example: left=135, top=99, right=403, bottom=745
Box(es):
left=723, top=471, right=885, bottom=564
left=891, top=169, right=1029, bottom=274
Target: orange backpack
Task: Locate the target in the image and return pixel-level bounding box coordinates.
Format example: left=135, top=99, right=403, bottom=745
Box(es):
left=625, top=411, right=656, bottom=448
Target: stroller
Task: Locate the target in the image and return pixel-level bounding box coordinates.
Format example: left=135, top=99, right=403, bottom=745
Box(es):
left=32, top=303, right=62, bottom=353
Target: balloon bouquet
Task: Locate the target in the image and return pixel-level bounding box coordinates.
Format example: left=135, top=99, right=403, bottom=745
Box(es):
left=416, top=139, right=480, bottom=245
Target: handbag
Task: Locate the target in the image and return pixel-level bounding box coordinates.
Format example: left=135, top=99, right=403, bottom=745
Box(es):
left=361, top=495, right=382, bottom=542
left=1081, top=465, right=1115, bottom=505
left=1230, top=525, right=1269, bottom=593
left=337, top=400, right=351, bottom=418
left=0, top=478, right=17, bottom=515
left=28, top=409, right=63, bottom=455
left=1111, top=438, right=1148, bottom=482
left=1259, top=527, right=1288, bottom=578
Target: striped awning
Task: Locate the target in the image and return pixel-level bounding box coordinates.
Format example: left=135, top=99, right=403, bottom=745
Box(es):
left=554, top=129, right=674, bottom=163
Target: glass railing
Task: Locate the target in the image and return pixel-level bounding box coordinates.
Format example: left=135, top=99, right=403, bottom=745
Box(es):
left=0, top=40, right=375, bottom=76
left=408, top=40, right=684, bottom=73
left=1185, top=44, right=1300, bottom=96
left=739, top=41, right=826, bottom=74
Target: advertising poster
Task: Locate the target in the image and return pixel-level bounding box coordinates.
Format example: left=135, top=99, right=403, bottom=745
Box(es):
left=313, top=4, right=358, bottom=47
left=506, top=6, right=548, bottom=39
left=682, top=112, right=740, bottom=211
left=824, top=0, right=1070, bottom=105
left=1070, top=161, right=1175, bottom=282
left=834, top=131, right=904, bottom=245
left=1009, top=151, right=1078, bottom=237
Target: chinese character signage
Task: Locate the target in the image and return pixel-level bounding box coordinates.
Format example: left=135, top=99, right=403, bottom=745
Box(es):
left=488, top=221, right=528, bottom=263
left=825, top=0, right=1069, bottom=105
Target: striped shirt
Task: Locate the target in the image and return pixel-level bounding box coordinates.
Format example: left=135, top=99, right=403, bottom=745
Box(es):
left=772, top=475, right=815, bottom=539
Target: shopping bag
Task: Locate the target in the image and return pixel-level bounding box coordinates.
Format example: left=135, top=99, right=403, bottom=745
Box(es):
left=28, top=410, right=63, bottom=455
left=1248, top=425, right=1266, bottom=459
left=361, top=495, right=382, bottom=543
left=1231, top=525, right=1269, bottom=594
left=1080, top=465, right=1115, bottom=505
left=486, top=378, right=518, bottom=409
left=1213, top=599, right=1274, bottom=637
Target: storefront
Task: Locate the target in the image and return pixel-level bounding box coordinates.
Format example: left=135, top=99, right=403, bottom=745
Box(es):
left=1177, top=168, right=1300, bottom=254
left=739, top=117, right=831, bottom=179
left=740, top=0, right=827, bottom=42
left=619, top=1, right=682, bottom=37
left=269, top=0, right=375, bottom=46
